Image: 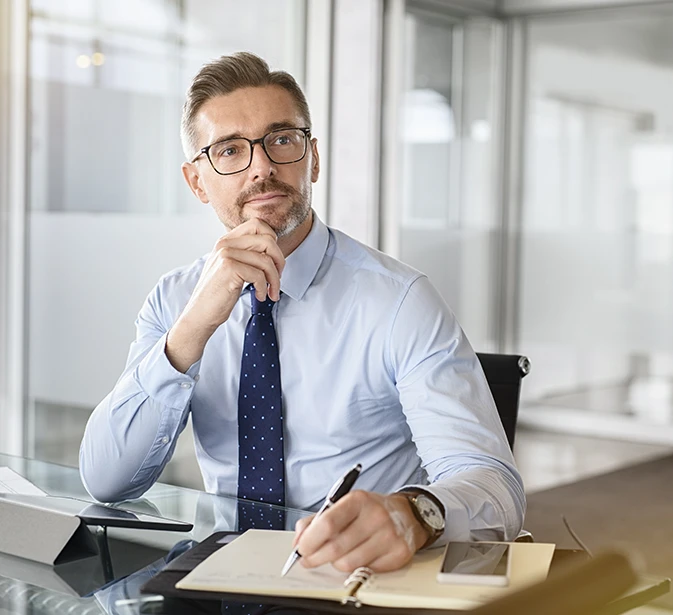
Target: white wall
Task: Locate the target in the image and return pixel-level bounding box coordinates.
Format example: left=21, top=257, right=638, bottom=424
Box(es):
left=28, top=212, right=222, bottom=408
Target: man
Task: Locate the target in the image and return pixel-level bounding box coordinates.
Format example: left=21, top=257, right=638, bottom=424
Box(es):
left=80, top=52, right=525, bottom=574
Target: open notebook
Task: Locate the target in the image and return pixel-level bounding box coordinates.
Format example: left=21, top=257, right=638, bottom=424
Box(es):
left=176, top=530, right=555, bottom=611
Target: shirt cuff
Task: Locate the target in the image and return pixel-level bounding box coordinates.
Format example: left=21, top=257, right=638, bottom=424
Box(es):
left=134, top=332, right=201, bottom=410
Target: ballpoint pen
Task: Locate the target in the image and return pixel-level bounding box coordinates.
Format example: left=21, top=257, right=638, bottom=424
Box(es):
left=280, top=463, right=362, bottom=577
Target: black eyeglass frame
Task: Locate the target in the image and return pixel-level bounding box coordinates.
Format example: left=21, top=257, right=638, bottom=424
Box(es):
left=190, top=127, right=312, bottom=176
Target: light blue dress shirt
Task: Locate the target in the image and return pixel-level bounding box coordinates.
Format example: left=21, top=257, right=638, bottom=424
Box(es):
left=80, top=213, right=525, bottom=543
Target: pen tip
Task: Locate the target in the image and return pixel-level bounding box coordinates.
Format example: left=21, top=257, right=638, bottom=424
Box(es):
left=281, top=551, right=299, bottom=577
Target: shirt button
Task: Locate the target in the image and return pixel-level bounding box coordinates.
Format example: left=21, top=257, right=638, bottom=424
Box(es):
left=180, top=382, right=192, bottom=389
left=194, top=375, right=200, bottom=382
left=161, top=436, right=169, bottom=444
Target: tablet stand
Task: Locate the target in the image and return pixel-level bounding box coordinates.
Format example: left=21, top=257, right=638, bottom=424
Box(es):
left=0, top=497, right=98, bottom=565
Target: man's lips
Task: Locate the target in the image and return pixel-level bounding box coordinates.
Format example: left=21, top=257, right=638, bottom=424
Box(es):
left=246, top=192, right=286, bottom=204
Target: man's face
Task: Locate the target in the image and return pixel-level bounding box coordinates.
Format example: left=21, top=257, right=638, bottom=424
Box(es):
left=183, top=85, right=320, bottom=237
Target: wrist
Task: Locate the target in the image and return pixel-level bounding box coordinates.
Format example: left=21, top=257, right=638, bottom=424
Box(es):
left=166, top=314, right=214, bottom=373
left=397, top=490, right=446, bottom=550
left=389, top=494, right=432, bottom=552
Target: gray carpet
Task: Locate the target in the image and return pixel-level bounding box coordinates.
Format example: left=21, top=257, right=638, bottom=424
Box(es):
left=524, top=453, right=673, bottom=608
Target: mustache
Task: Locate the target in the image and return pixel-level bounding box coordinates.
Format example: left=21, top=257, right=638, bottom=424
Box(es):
left=236, top=178, right=300, bottom=207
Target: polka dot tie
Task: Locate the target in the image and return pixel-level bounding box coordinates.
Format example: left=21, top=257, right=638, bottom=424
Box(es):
left=237, top=286, right=285, bottom=519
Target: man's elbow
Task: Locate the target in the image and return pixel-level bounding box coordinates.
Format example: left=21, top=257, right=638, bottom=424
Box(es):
left=81, top=470, right=149, bottom=503
left=79, top=450, right=149, bottom=504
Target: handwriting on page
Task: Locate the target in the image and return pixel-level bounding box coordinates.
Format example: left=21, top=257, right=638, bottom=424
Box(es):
left=195, top=564, right=348, bottom=592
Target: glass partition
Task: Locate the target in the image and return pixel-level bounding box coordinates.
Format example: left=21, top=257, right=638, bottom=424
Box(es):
left=518, top=5, right=673, bottom=437
left=25, top=0, right=307, bottom=484
left=384, top=6, right=503, bottom=351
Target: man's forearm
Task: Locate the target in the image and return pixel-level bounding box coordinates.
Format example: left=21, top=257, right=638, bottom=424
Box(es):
left=165, top=312, right=217, bottom=373
left=80, top=334, right=196, bottom=502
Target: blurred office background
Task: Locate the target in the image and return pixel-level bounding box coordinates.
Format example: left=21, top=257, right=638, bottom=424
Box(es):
left=1, top=0, right=673, bottom=491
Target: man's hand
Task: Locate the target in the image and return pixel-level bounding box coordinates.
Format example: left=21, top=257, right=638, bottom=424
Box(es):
left=292, top=491, right=432, bottom=573
left=166, top=219, right=285, bottom=373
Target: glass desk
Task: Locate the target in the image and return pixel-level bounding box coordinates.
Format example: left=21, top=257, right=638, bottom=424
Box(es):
left=0, top=454, right=668, bottom=615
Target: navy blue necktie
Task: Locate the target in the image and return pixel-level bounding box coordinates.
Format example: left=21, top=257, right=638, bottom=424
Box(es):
left=237, top=286, right=285, bottom=530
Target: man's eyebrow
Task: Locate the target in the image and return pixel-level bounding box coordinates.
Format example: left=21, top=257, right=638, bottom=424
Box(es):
left=211, top=131, right=244, bottom=143
left=210, top=122, right=304, bottom=144
left=266, top=121, right=303, bottom=132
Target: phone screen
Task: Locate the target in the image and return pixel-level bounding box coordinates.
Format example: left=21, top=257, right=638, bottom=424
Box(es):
left=440, top=542, right=509, bottom=577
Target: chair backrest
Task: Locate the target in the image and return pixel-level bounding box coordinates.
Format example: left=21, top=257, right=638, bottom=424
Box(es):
left=475, top=353, right=530, bottom=450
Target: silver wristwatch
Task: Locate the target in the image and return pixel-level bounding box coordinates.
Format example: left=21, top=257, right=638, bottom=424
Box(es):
left=401, top=491, right=445, bottom=548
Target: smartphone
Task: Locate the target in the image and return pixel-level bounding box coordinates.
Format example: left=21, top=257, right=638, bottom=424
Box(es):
left=436, top=542, right=510, bottom=586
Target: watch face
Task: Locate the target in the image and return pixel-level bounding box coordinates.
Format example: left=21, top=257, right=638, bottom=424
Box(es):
left=416, top=495, right=445, bottom=531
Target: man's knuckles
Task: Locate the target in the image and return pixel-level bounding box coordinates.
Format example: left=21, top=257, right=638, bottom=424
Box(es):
left=313, top=535, right=351, bottom=564
left=332, top=552, right=366, bottom=573
left=226, top=217, right=276, bottom=238
left=314, top=511, right=340, bottom=537
left=245, top=217, right=277, bottom=236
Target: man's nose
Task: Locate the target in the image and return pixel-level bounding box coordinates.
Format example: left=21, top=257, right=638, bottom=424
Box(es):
left=247, top=141, right=276, bottom=181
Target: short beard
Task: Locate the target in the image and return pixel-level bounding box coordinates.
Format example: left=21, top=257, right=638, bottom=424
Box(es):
left=232, top=177, right=311, bottom=237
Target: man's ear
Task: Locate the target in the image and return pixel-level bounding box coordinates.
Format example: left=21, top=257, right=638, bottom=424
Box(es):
left=310, top=138, right=320, bottom=183
left=182, top=162, right=210, bottom=204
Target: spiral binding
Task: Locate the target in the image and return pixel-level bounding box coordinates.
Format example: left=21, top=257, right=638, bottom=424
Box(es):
left=341, top=566, right=373, bottom=607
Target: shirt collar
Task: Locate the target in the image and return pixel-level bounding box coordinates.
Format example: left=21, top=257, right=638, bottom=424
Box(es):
left=280, top=211, right=329, bottom=301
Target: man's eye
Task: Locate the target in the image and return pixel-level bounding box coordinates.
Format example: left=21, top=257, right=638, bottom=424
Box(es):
left=272, top=135, right=291, bottom=146
left=218, top=146, right=238, bottom=157
left=213, top=143, right=241, bottom=157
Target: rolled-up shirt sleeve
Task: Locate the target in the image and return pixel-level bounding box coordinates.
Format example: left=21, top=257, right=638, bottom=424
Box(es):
left=389, top=276, right=526, bottom=545
left=79, top=279, right=199, bottom=503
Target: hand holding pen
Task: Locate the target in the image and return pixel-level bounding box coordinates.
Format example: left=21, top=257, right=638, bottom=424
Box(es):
left=281, top=463, right=362, bottom=577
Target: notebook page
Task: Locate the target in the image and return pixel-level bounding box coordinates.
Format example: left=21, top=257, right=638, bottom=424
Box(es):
left=176, top=529, right=350, bottom=602
left=358, top=541, right=556, bottom=610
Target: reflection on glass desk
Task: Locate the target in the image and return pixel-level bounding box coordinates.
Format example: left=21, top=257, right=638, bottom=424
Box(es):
left=0, top=454, right=669, bottom=615
left=0, top=454, right=309, bottom=615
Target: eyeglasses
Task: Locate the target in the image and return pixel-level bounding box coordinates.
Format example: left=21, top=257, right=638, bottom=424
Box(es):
left=190, top=127, right=311, bottom=176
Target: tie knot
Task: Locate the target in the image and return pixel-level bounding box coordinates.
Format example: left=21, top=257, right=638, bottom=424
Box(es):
left=249, top=286, right=277, bottom=316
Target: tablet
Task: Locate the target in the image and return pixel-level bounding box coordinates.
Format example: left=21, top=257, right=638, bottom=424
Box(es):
left=0, top=494, right=193, bottom=532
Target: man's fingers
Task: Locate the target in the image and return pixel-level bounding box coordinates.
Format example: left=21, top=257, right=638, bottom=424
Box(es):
left=300, top=518, right=370, bottom=569
left=231, top=262, right=273, bottom=302
left=339, top=537, right=413, bottom=573
left=221, top=248, right=282, bottom=301
left=296, top=494, right=362, bottom=554
left=295, top=491, right=421, bottom=573
left=293, top=515, right=315, bottom=548
left=220, top=235, right=285, bottom=277
left=225, top=217, right=277, bottom=240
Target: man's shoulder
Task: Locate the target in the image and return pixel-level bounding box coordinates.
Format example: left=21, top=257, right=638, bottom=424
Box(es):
left=328, top=227, right=425, bottom=288
left=154, top=254, right=208, bottom=293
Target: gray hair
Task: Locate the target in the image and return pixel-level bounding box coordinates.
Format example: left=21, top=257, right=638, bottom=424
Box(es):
left=181, top=52, right=311, bottom=159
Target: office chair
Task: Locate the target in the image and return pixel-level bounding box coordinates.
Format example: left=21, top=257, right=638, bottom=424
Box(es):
left=467, top=550, right=637, bottom=615
left=476, top=353, right=531, bottom=450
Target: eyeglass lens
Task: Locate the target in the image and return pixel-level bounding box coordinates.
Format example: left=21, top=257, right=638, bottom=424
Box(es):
left=208, top=128, right=307, bottom=174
